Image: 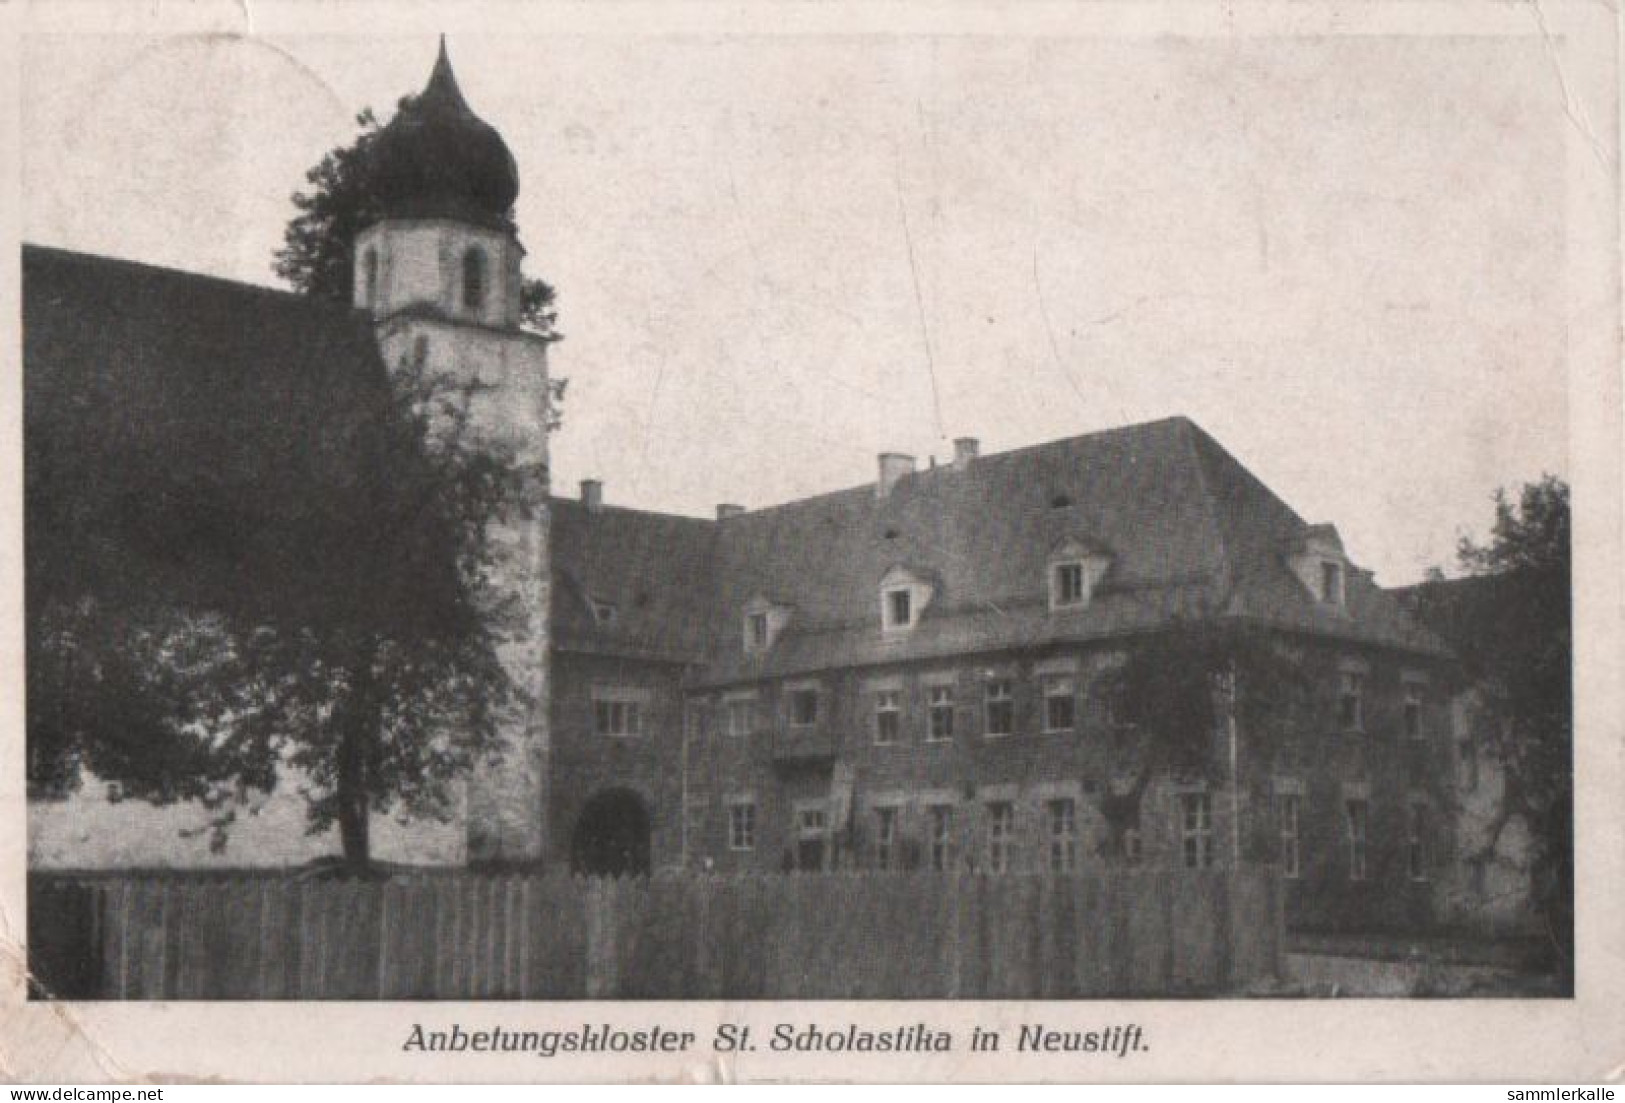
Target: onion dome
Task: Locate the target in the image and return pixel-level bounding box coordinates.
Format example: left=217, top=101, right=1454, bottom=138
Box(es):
left=368, top=38, right=520, bottom=228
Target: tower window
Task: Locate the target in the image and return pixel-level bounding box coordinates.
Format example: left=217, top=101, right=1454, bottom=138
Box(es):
left=462, top=246, right=487, bottom=312
left=361, top=247, right=378, bottom=308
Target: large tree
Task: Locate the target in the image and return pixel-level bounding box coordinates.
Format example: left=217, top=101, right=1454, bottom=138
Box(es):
left=26, top=342, right=533, bottom=869
left=1097, top=617, right=1311, bottom=860
left=1453, top=476, right=1572, bottom=974
left=28, top=101, right=561, bottom=870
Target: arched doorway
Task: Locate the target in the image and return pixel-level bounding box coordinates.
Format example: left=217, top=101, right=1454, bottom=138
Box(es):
left=569, top=788, right=651, bottom=877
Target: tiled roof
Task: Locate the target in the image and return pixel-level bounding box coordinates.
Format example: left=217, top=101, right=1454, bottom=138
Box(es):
left=549, top=497, right=718, bottom=662
left=565, top=417, right=1449, bottom=680
left=25, top=245, right=1447, bottom=679
left=23, top=245, right=401, bottom=619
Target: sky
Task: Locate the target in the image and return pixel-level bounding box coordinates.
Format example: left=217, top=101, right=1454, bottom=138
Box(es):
left=21, top=32, right=1569, bottom=585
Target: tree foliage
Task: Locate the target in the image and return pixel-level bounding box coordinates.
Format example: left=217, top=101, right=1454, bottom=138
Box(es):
left=1455, top=476, right=1572, bottom=973
left=1097, top=617, right=1311, bottom=858
left=28, top=350, right=535, bottom=866
left=29, top=97, right=562, bottom=869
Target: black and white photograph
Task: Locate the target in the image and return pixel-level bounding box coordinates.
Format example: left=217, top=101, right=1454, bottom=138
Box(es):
left=4, top=0, right=1621, bottom=1084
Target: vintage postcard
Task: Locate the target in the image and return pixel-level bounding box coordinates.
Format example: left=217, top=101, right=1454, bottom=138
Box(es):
left=1, top=0, right=1620, bottom=1084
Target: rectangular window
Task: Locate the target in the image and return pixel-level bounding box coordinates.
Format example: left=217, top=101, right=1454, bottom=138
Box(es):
left=887, top=588, right=913, bottom=628
left=928, top=805, right=955, bottom=872
left=1407, top=802, right=1429, bottom=882
left=1054, top=562, right=1086, bottom=607
left=1346, top=799, right=1369, bottom=881
left=1043, top=676, right=1076, bottom=732
left=788, top=688, right=819, bottom=727
left=874, top=690, right=901, bottom=744
left=747, top=612, right=769, bottom=649
left=725, top=697, right=757, bottom=738
left=1321, top=561, right=1343, bottom=605
left=1278, top=794, right=1302, bottom=879
left=986, top=801, right=1015, bottom=873
left=1338, top=671, right=1365, bottom=731
left=593, top=697, right=643, bottom=737
left=1180, top=792, right=1214, bottom=870
left=797, top=806, right=827, bottom=838
left=1046, top=798, right=1078, bottom=873
left=1123, top=825, right=1143, bottom=865
left=928, top=685, right=955, bottom=742
left=984, top=679, right=1014, bottom=736
left=685, top=701, right=707, bottom=740
left=874, top=807, right=899, bottom=870
left=728, top=802, right=756, bottom=851
left=1404, top=684, right=1425, bottom=740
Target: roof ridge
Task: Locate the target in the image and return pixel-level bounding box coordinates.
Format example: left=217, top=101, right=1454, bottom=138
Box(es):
left=23, top=243, right=365, bottom=318
left=548, top=495, right=716, bottom=526
left=723, top=415, right=1199, bottom=520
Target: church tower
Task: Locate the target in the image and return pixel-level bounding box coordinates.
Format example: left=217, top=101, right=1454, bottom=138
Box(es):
left=355, top=40, right=552, bottom=865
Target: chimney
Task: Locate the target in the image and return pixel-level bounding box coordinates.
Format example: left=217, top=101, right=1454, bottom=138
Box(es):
left=953, top=437, right=980, bottom=471
left=716, top=503, right=745, bottom=520
left=877, top=453, right=916, bottom=497
left=580, top=479, right=603, bottom=514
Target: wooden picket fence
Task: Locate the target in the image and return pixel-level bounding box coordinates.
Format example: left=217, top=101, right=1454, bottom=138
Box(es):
left=29, top=868, right=1282, bottom=1000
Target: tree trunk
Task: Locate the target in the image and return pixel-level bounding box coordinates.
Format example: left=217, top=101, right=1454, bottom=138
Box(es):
left=336, top=650, right=380, bottom=872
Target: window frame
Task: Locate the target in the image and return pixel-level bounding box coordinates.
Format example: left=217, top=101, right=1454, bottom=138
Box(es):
left=1346, top=799, right=1369, bottom=882
left=1320, top=560, right=1344, bottom=606
left=361, top=247, right=378, bottom=308
left=874, top=689, right=902, bottom=745
left=591, top=690, right=645, bottom=738
left=927, top=804, right=955, bottom=872
left=1403, top=682, right=1426, bottom=741
left=787, top=687, right=819, bottom=728
left=986, top=801, right=1016, bottom=873
left=1046, top=797, right=1078, bottom=873
left=728, top=800, right=757, bottom=851
left=1042, top=675, right=1077, bottom=733
left=873, top=805, right=900, bottom=870
left=984, top=679, right=1015, bottom=737
left=927, top=684, right=955, bottom=742
left=1053, top=560, right=1087, bottom=608
left=884, top=587, right=914, bottom=631
left=461, top=245, right=488, bottom=312
left=1406, top=801, right=1429, bottom=882
left=1278, top=794, right=1302, bottom=879
left=724, top=696, right=758, bottom=738
left=1338, top=670, right=1366, bottom=732
left=1180, top=792, right=1215, bottom=870
left=746, top=611, right=770, bottom=651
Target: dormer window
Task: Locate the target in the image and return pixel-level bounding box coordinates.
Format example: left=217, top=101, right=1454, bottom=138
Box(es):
left=743, top=597, right=790, bottom=654
left=590, top=598, right=618, bottom=627
left=887, top=588, right=912, bottom=629
left=1047, top=540, right=1110, bottom=612
left=1291, top=524, right=1351, bottom=611
left=1054, top=562, right=1086, bottom=607
left=880, top=566, right=932, bottom=635
left=1320, top=561, right=1344, bottom=606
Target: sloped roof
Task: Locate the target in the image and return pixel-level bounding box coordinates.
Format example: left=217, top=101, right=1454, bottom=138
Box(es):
left=23, top=245, right=403, bottom=623
left=694, top=417, right=1448, bottom=684
left=549, top=497, right=718, bottom=662
left=25, top=246, right=1447, bottom=680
